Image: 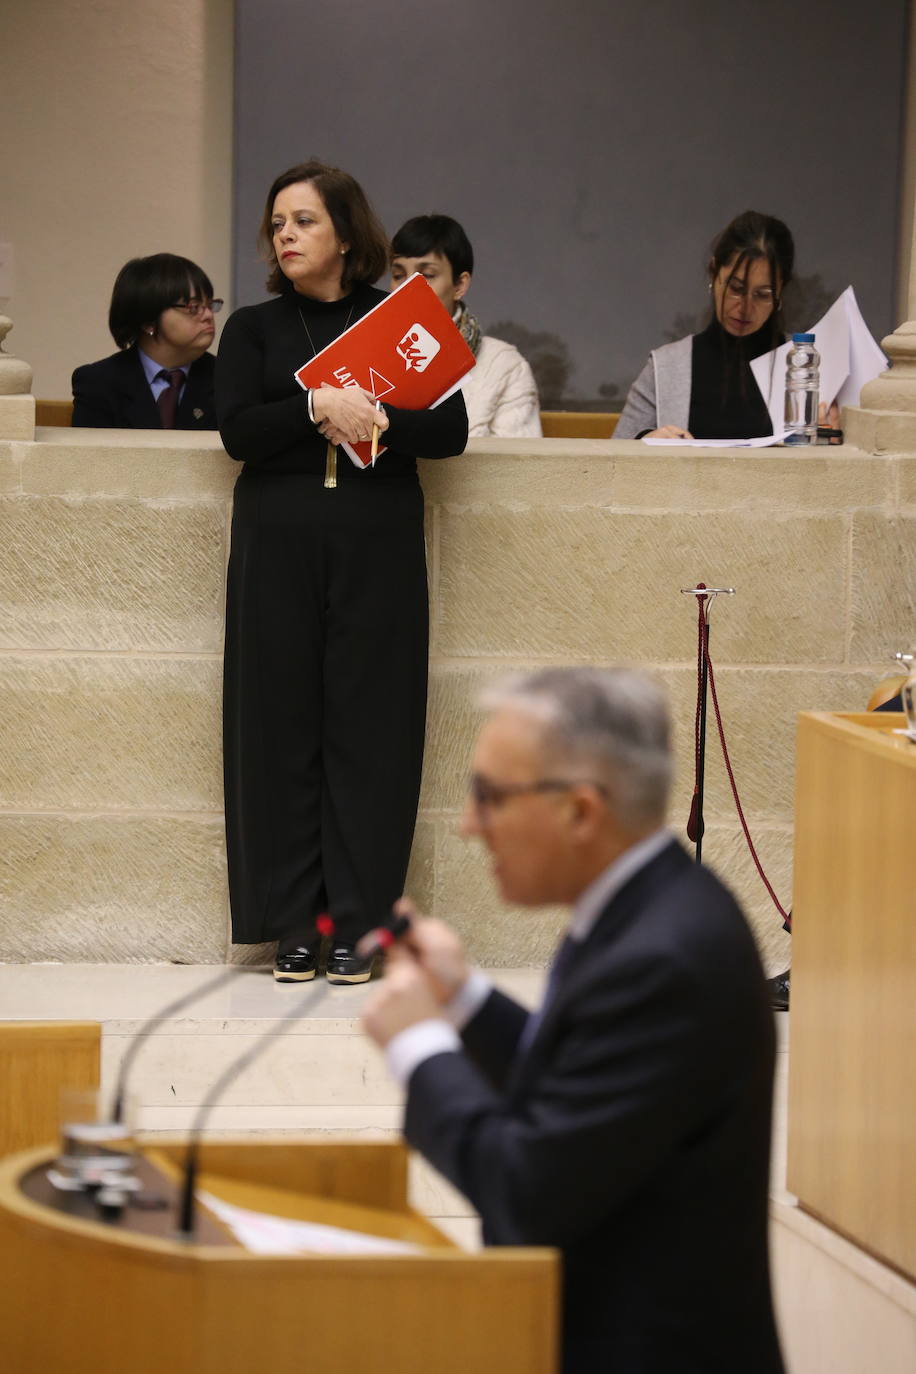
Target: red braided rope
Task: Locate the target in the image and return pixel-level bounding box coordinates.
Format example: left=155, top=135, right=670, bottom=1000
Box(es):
left=699, top=610, right=790, bottom=923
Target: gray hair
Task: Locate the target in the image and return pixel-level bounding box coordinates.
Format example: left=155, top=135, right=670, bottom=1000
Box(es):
left=479, top=667, right=672, bottom=827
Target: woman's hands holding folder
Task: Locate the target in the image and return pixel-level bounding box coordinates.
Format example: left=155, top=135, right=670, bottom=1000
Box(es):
left=312, top=383, right=390, bottom=447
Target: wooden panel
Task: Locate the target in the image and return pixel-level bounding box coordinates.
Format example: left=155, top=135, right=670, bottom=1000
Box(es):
left=151, top=1137, right=410, bottom=1212
left=0, top=1144, right=559, bottom=1374
left=539, top=410, right=618, bottom=439
left=0, top=1022, right=100, bottom=1156
left=788, top=712, right=916, bottom=1279
left=35, top=399, right=73, bottom=426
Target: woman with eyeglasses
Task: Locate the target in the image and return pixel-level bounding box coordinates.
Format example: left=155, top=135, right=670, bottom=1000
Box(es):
left=616, top=211, right=801, bottom=441
left=71, top=253, right=221, bottom=429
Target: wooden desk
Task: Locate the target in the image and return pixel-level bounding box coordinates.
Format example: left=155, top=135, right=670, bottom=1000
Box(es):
left=0, top=1138, right=559, bottom=1373
left=788, top=712, right=916, bottom=1280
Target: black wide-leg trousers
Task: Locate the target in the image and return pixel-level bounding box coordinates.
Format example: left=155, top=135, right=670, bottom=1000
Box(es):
left=223, top=471, right=429, bottom=945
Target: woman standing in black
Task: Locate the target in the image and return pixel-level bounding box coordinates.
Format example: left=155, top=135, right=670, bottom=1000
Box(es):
left=217, top=161, right=467, bottom=983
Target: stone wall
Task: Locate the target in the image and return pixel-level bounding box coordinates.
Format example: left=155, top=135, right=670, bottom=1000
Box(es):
left=1, top=429, right=913, bottom=972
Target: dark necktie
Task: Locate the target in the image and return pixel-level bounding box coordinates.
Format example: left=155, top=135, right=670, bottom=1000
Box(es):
left=156, top=368, right=185, bottom=428
left=517, top=933, right=579, bottom=1057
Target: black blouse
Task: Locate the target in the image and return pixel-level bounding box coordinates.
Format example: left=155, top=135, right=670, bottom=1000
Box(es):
left=688, top=318, right=774, bottom=440
left=216, top=281, right=468, bottom=477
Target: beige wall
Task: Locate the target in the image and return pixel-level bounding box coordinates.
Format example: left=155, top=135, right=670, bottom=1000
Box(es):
left=0, top=0, right=234, bottom=399
left=2, top=431, right=913, bottom=974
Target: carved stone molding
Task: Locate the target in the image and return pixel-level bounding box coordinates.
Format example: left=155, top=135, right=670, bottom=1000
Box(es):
left=844, top=320, right=916, bottom=453
left=0, top=316, right=35, bottom=440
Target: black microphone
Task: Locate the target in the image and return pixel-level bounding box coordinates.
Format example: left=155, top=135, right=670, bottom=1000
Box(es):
left=177, top=976, right=332, bottom=1239
left=175, top=902, right=350, bottom=1239
left=111, top=966, right=245, bottom=1123
left=354, top=913, right=412, bottom=960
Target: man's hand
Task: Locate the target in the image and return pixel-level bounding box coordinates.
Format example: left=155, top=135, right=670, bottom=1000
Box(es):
left=394, top=898, right=470, bottom=1003
left=361, top=947, right=442, bottom=1048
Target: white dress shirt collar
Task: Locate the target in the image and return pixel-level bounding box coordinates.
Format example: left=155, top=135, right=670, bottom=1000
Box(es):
left=568, top=828, right=674, bottom=943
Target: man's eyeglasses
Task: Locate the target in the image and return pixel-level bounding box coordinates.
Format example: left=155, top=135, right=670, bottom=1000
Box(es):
left=468, top=774, right=609, bottom=814
left=169, top=298, right=224, bottom=318
left=723, top=280, right=776, bottom=306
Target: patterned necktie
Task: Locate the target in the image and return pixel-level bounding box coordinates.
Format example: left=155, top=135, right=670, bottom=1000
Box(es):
left=156, top=368, right=185, bottom=428
left=517, top=933, right=579, bottom=1057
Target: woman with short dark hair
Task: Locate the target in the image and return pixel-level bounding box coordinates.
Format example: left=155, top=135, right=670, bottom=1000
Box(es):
left=390, top=213, right=542, bottom=438
left=616, top=211, right=796, bottom=440
left=71, top=253, right=221, bottom=428
left=217, top=160, right=468, bottom=984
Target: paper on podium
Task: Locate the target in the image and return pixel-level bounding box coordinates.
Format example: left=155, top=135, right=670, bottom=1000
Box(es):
left=750, top=286, right=888, bottom=432
left=642, top=433, right=785, bottom=448
left=295, top=273, right=476, bottom=470
left=200, top=1190, right=427, bottom=1257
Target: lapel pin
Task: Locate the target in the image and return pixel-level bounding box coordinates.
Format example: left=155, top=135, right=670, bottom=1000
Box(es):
left=193, top=408, right=204, bottom=421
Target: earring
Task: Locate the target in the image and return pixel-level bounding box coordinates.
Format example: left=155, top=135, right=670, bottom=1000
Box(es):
left=146, top=328, right=155, bottom=335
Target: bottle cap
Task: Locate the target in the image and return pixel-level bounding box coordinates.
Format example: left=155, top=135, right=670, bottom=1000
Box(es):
left=792, top=333, right=815, bottom=342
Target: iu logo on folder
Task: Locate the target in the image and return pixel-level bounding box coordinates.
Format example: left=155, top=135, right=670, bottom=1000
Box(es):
left=396, top=323, right=441, bottom=373
left=294, top=274, right=476, bottom=467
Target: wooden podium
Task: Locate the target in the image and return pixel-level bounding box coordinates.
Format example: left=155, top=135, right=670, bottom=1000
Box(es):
left=0, top=1020, right=100, bottom=1157
left=788, top=711, right=916, bottom=1280
left=0, top=1134, right=559, bottom=1373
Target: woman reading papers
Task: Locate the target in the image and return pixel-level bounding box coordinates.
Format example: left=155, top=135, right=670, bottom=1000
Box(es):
left=616, top=211, right=796, bottom=441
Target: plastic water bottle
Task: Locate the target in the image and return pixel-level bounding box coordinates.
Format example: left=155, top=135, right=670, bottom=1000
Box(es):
left=784, top=333, right=819, bottom=445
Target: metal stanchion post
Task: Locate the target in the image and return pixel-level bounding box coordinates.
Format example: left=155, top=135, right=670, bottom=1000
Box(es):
left=681, top=585, right=735, bottom=863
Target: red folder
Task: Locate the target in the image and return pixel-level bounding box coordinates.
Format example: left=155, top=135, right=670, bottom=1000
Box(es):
left=294, top=273, right=476, bottom=467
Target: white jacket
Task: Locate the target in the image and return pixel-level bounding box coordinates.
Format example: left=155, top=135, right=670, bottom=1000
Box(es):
left=461, top=336, right=542, bottom=438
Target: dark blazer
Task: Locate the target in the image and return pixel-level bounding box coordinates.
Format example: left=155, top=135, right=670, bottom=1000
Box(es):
left=71, top=348, right=217, bottom=429
left=405, top=840, right=785, bottom=1374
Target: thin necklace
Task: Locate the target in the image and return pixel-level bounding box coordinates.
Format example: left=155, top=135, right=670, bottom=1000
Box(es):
left=297, top=299, right=355, bottom=490
left=297, top=302, right=355, bottom=359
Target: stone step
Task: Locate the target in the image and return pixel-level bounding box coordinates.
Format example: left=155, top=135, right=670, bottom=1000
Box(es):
left=1, top=963, right=543, bottom=1118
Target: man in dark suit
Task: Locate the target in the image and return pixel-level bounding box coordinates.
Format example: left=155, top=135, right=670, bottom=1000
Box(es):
left=71, top=252, right=219, bottom=429
left=71, top=347, right=217, bottom=429
left=363, top=667, right=785, bottom=1374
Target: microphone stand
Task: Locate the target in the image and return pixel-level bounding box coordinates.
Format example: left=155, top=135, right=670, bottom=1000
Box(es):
left=177, top=979, right=333, bottom=1240
left=680, top=584, right=735, bottom=864
left=111, top=966, right=244, bottom=1122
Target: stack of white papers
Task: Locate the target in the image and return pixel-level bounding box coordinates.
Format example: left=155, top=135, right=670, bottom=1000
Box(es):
left=750, top=285, right=888, bottom=433
left=200, top=1190, right=427, bottom=1257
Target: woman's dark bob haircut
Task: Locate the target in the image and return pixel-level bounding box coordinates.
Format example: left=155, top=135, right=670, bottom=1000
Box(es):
left=260, top=159, right=390, bottom=294
left=708, top=210, right=795, bottom=347
left=108, top=253, right=214, bottom=349
left=391, top=214, right=474, bottom=281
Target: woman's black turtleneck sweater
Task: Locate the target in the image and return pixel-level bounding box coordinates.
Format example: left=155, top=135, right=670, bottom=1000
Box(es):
left=216, top=281, right=468, bottom=476
left=687, top=317, right=775, bottom=440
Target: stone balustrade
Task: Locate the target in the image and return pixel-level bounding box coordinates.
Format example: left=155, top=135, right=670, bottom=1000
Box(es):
left=0, top=317, right=35, bottom=442
left=0, top=424, right=913, bottom=972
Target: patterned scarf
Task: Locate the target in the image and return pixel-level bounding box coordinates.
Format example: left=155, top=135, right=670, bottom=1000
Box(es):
left=453, top=301, right=482, bottom=357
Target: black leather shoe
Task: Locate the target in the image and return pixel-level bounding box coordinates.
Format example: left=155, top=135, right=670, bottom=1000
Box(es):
left=326, top=942, right=373, bottom=985
left=768, top=969, right=790, bottom=1011
left=273, top=945, right=319, bottom=983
